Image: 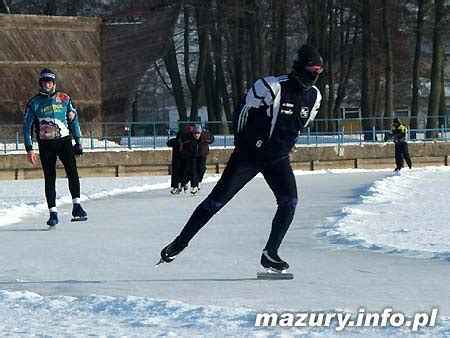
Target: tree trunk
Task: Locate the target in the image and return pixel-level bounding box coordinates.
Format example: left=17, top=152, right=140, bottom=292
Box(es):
left=210, top=6, right=232, bottom=126
left=270, top=0, right=287, bottom=74
left=1, top=0, right=11, bottom=13
left=382, top=0, right=394, bottom=130
left=438, top=64, right=446, bottom=131
left=190, top=0, right=210, bottom=122
left=326, top=0, right=336, bottom=132
left=373, top=73, right=383, bottom=131
left=233, top=16, right=245, bottom=102
left=184, top=2, right=211, bottom=122
left=361, top=0, right=374, bottom=140
left=246, top=0, right=260, bottom=81
left=410, top=0, right=426, bottom=139
left=44, top=0, right=57, bottom=15
left=426, top=0, right=445, bottom=138
left=164, top=39, right=188, bottom=122
left=204, top=55, right=217, bottom=130
left=333, top=9, right=358, bottom=130
left=65, top=0, right=81, bottom=16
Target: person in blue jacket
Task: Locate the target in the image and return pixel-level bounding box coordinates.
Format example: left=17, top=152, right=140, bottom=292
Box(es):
left=23, top=68, right=87, bottom=228
left=159, top=45, right=323, bottom=272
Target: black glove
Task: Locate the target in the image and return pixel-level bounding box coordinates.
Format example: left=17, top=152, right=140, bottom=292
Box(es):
left=73, top=143, right=83, bottom=156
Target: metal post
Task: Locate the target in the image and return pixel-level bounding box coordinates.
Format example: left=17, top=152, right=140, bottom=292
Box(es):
left=372, top=126, right=376, bottom=143
left=3, top=126, right=6, bottom=153
left=127, top=122, right=132, bottom=149
left=104, top=123, right=108, bottom=150
left=153, top=123, right=156, bottom=149
left=15, top=131, right=19, bottom=150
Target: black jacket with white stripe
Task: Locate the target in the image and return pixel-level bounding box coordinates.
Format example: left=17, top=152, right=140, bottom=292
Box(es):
left=233, top=73, right=322, bottom=160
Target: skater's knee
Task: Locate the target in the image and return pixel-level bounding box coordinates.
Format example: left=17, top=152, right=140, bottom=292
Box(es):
left=199, top=198, right=224, bottom=212
left=276, top=195, right=298, bottom=209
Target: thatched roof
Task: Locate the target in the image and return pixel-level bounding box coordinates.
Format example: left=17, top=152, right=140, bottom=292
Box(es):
left=0, top=14, right=102, bottom=124
left=0, top=1, right=181, bottom=125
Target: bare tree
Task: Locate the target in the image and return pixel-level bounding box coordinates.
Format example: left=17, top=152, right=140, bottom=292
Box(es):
left=184, top=1, right=210, bottom=121
left=1, top=0, right=11, bottom=13
left=44, top=0, right=57, bottom=15
left=382, top=0, right=394, bottom=129
left=164, top=39, right=188, bottom=121
left=410, top=0, right=427, bottom=139
left=426, top=0, right=445, bottom=138
left=269, top=0, right=288, bottom=74
left=361, top=0, right=374, bottom=140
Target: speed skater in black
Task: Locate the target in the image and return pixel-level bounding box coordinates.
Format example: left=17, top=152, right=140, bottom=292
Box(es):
left=159, top=45, right=323, bottom=272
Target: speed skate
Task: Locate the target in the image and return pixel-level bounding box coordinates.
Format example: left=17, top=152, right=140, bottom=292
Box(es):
left=257, top=268, right=294, bottom=280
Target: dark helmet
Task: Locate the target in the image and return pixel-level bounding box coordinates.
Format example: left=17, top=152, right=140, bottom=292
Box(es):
left=39, top=68, right=56, bottom=95
left=393, top=118, right=401, bottom=125
left=291, top=44, right=324, bottom=89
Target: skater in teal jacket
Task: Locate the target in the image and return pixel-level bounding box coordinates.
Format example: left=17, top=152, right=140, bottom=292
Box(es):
left=23, top=68, right=87, bottom=228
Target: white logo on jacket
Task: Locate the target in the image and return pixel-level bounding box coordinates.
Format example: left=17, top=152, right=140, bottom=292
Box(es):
left=300, top=107, right=310, bottom=118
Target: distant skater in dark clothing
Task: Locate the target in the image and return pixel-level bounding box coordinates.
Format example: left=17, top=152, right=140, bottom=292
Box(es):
left=168, top=125, right=194, bottom=194
left=182, top=125, right=215, bottom=196
left=159, top=44, right=323, bottom=272
left=386, top=118, right=412, bottom=172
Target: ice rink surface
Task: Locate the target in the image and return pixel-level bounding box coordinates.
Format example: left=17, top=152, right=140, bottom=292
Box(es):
left=0, top=170, right=448, bottom=335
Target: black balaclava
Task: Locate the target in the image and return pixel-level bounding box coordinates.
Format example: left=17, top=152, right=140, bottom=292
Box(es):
left=290, top=44, right=323, bottom=90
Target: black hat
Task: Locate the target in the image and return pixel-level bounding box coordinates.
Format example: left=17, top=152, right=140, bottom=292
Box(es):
left=39, top=68, right=56, bottom=84
left=393, top=118, right=400, bottom=124
left=293, top=45, right=323, bottom=72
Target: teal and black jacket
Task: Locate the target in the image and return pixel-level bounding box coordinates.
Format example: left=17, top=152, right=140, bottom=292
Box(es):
left=23, top=92, right=81, bottom=151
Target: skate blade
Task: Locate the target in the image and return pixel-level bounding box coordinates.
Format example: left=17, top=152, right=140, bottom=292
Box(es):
left=47, top=225, right=56, bottom=231
left=71, top=216, right=88, bottom=222
left=154, top=258, right=165, bottom=267
left=257, top=270, right=294, bottom=280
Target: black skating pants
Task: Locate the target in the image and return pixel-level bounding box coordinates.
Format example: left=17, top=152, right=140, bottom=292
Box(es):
left=395, top=140, right=412, bottom=170
left=175, top=149, right=298, bottom=254
left=185, top=156, right=207, bottom=188
left=171, top=154, right=187, bottom=188
left=38, top=137, right=80, bottom=209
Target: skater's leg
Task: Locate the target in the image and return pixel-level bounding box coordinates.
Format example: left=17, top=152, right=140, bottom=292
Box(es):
left=190, top=157, right=200, bottom=188
left=402, top=142, right=412, bottom=169
left=181, top=157, right=192, bottom=189
left=171, top=155, right=181, bottom=188
left=57, top=138, right=80, bottom=200
left=175, top=150, right=259, bottom=246
left=39, top=143, right=58, bottom=209
left=198, top=156, right=207, bottom=183
left=394, top=143, right=404, bottom=170
left=262, top=157, right=298, bottom=254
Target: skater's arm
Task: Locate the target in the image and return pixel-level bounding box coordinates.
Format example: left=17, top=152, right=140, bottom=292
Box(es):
left=23, top=103, right=36, bottom=152
left=236, top=77, right=281, bottom=133
left=67, top=98, right=82, bottom=144
left=302, top=86, right=322, bottom=128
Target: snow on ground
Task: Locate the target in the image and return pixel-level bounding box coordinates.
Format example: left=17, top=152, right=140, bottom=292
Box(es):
left=0, top=174, right=223, bottom=227
left=0, top=168, right=394, bottom=228
left=1, top=167, right=449, bottom=336
left=319, top=167, right=450, bottom=261
left=1, top=290, right=448, bottom=336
